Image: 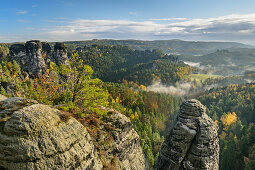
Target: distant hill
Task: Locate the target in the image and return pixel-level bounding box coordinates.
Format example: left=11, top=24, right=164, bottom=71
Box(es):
left=180, top=49, right=255, bottom=75
left=63, top=39, right=251, bottom=55
left=76, top=44, right=194, bottom=85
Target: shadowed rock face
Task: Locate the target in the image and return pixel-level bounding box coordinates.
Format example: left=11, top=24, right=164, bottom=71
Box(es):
left=42, top=42, right=51, bottom=54
left=25, top=40, right=46, bottom=76
left=10, top=40, right=46, bottom=76
left=155, top=99, right=219, bottom=170
left=53, top=42, right=68, bottom=66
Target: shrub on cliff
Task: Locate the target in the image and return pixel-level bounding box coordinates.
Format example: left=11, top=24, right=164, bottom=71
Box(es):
left=58, top=52, right=109, bottom=117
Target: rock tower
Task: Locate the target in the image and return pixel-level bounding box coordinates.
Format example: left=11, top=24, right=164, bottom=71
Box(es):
left=9, top=40, right=68, bottom=77
left=155, top=99, right=219, bottom=170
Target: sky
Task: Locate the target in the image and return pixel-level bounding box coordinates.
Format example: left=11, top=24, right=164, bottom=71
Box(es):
left=1, top=0, right=255, bottom=44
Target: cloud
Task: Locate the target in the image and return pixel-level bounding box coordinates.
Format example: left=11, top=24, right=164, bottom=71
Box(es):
left=39, top=13, right=255, bottom=43
left=24, top=27, right=35, bottom=30
left=16, top=10, right=28, bottom=15
left=150, top=18, right=189, bottom=21
left=3, top=13, right=255, bottom=43
left=129, top=12, right=138, bottom=15
left=32, top=5, right=38, bottom=8
left=17, top=19, right=31, bottom=23
left=183, top=61, right=201, bottom=67
left=146, top=81, right=191, bottom=96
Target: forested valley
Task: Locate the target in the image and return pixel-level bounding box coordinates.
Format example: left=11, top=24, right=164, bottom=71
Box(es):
left=1, top=40, right=255, bottom=169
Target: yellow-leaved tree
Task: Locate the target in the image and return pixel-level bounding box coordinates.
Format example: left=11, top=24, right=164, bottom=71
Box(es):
left=221, top=112, right=237, bottom=130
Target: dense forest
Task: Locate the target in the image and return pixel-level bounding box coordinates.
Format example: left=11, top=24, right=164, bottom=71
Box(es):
left=198, top=83, right=255, bottom=170
left=75, top=44, right=194, bottom=85
left=180, top=49, right=255, bottom=76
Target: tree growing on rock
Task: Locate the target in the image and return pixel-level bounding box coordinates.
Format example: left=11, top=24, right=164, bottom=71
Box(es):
left=59, top=52, right=109, bottom=117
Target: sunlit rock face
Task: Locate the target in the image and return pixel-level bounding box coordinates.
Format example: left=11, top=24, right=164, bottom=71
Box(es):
left=0, top=96, right=148, bottom=170
left=101, top=110, right=150, bottom=169
left=155, top=99, right=219, bottom=170
left=0, top=97, right=103, bottom=170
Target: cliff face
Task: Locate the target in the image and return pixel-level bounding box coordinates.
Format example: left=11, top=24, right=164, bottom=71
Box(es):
left=0, top=96, right=148, bottom=170
left=9, top=40, right=68, bottom=77
left=100, top=110, right=149, bottom=169
left=155, top=99, right=219, bottom=170
left=53, top=42, right=68, bottom=66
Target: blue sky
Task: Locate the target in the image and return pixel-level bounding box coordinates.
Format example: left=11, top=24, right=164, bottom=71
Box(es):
left=1, top=0, right=255, bottom=44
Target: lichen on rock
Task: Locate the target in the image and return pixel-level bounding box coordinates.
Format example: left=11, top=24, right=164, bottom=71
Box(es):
left=102, top=110, right=149, bottom=170
left=155, top=99, right=219, bottom=170
left=0, top=97, right=102, bottom=170
left=0, top=96, right=149, bottom=170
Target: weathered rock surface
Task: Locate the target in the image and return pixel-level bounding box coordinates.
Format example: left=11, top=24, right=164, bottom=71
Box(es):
left=9, top=40, right=68, bottom=77
left=0, top=96, right=148, bottom=170
left=0, top=97, right=102, bottom=170
left=102, top=110, right=149, bottom=170
left=155, top=99, right=219, bottom=170
left=10, top=40, right=46, bottom=76
left=53, top=42, right=68, bottom=66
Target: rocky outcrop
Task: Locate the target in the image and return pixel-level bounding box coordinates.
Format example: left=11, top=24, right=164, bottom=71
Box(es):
left=25, top=40, right=47, bottom=76
left=102, top=110, right=149, bottom=169
left=10, top=40, right=46, bottom=76
left=155, top=99, right=219, bottom=170
left=0, top=96, right=148, bottom=170
left=0, top=97, right=102, bottom=170
left=53, top=42, right=68, bottom=66
left=9, top=40, right=68, bottom=77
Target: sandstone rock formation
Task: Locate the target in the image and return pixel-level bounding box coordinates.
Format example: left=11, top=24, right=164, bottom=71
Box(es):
left=102, top=110, right=149, bottom=169
left=9, top=40, right=68, bottom=77
left=155, top=99, right=219, bottom=170
left=0, top=97, right=102, bottom=170
left=0, top=96, right=148, bottom=170
left=10, top=40, right=46, bottom=76
left=53, top=42, right=68, bottom=66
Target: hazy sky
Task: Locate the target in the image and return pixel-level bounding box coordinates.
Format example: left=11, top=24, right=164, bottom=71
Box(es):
left=1, top=0, right=255, bottom=44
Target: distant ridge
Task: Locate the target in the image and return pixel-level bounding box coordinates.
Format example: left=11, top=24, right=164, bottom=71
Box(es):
left=63, top=39, right=252, bottom=55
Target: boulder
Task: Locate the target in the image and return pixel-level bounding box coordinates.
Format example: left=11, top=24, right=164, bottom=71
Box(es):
left=0, top=97, right=102, bottom=170
left=155, top=99, right=219, bottom=170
